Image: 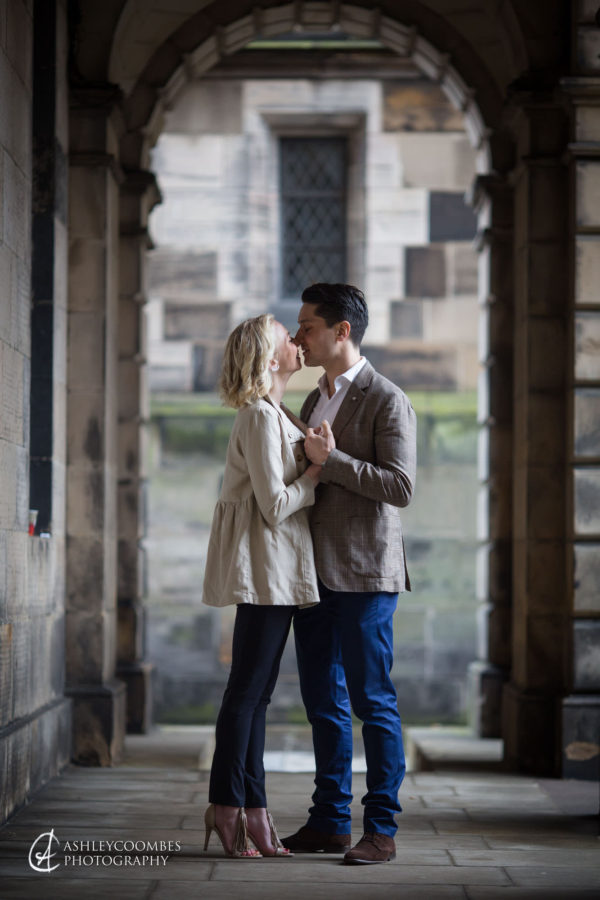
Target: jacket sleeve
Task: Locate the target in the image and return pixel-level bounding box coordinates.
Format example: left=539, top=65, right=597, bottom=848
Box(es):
left=242, top=405, right=315, bottom=527
left=319, top=390, right=417, bottom=508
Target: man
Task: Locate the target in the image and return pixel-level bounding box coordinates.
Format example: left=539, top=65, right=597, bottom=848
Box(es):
left=281, top=283, right=417, bottom=865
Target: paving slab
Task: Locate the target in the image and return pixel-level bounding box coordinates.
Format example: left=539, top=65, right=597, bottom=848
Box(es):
left=210, top=859, right=511, bottom=885
left=0, top=878, right=154, bottom=899
left=505, top=865, right=600, bottom=890
left=449, top=847, right=600, bottom=867
left=484, top=833, right=599, bottom=848
left=466, top=890, right=600, bottom=900
left=150, top=883, right=466, bottom=900
left=2, top=814, right=186, bottom=830
left=0, top=827, right=206, bottom=846
left=0, top=726, right=597, bottom=899
left=432, top=814, right=598, bottom=836
left=0, top=857, right=212, bottom=880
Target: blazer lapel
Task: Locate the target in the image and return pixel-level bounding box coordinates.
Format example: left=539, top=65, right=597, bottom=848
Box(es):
left=300, top=388, right=320, bottom=425
left=331, top=360, right=375, bottom=441
left=281, top=403, right=308, bottom=435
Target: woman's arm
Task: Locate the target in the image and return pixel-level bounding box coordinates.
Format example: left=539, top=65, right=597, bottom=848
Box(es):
left=242, top=406, right=316, bottom=527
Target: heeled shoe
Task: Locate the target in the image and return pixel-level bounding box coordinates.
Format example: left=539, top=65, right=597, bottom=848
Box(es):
left=246, top=809, right=294, bottom=857
left=203, top=804, right=262, bottom=858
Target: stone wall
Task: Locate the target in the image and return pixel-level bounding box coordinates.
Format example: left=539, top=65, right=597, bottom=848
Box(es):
left=0, top=0, right=71, bottom=822
left=147, top=74, right=478, bottom=393
left=560, top=2, right=600, bottom=780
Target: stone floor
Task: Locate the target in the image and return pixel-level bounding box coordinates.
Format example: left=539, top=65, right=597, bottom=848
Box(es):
left=0, top=727, right=598, bottom=899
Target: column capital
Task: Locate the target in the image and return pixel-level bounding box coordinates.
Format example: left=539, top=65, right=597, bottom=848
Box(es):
left=120, top=169, right=162, bottom=237
left=69, top=82, right=123, bottom=115
left=560, top=76, right=600, bottom=104
left=503, top=89, right=569, bottom=160
left=505, top=81, right=568, bottom=113
left=468, top=173, right=513, bottom=251
left=467, top=172, right=512, bottom=212
left=121, top=169, right=161, bottom=198
left=121, top=168, right=162, bottom=212
left=69, top=81, right=126, bottom=156
left=69, top=151, right=125, bottom=185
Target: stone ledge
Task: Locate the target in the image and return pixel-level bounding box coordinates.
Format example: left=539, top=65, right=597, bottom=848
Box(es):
left=405, top=724, right=504, bottom=772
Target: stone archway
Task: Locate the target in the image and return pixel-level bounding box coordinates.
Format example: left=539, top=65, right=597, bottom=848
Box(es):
left=65, top=0, right=590, bottom=776
left=119, top=0, right=510, bottom=739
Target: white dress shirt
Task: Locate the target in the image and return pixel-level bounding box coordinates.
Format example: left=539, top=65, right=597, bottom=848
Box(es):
left=308, top=357, right=367, bottom=428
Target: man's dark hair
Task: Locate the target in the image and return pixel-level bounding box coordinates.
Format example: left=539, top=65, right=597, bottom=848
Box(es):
left=301, top=283, right=369, bottom=347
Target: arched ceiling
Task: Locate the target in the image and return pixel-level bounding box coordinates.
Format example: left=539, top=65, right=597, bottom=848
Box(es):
left=109, top=0, right=216, bottom=95
left=73, top=0, right=533, bottom=101
left=70, top=1, right=566, bottom=171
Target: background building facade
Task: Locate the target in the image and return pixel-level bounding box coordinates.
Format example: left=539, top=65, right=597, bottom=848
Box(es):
left=147, top=71, right=479, bottom=394
left=145, top=68, right=481, bottom=725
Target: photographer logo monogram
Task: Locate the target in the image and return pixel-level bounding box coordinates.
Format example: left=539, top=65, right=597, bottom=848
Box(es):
left=28, top=829, right=181, bottom=872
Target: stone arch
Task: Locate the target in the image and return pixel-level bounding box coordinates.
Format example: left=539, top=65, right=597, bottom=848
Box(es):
left=104, top=0, right=530, bottom=110
left=69, top=0, right=586, bottom=777
left=1, top=0, right=589, bottom=829
left=115, top=2, right=522, bottom=172
left=103, top=0, right=516, bottom=745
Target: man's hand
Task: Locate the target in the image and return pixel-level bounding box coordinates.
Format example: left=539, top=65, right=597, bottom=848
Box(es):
left=305, top=420, right=335, bottom=465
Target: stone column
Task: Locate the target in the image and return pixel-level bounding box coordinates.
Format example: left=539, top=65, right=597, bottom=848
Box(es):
left=502, top=97, right=570, bottom=775
left=66, top=85, right=126, bottom=764
left=559, top=2, right=600, bottom=781
left=116, top=170, right=161, bottom=733
left=468, top=173, right=514, bottom=737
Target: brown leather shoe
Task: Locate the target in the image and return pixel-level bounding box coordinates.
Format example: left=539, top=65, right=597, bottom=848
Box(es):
left=281, top=825, right=351, bottom=853
left=343, top=832, right=396, bottom=865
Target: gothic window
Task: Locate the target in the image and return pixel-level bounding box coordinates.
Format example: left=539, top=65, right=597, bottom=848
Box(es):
left=280, top=137, right=347, bottom=298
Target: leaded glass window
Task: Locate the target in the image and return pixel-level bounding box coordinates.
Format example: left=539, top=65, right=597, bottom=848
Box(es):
left=280, top=137, right=347, bottom=298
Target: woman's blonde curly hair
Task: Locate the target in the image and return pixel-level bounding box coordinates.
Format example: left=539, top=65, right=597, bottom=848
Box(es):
left=219, top=314, right=276, bottom=409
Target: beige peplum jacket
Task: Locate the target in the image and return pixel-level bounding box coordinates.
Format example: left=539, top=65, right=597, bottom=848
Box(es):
left=202, top=396, right=319, bottom=608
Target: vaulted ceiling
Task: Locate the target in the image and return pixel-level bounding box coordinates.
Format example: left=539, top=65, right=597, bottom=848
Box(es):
left=69, top=1, right=568, bottom=170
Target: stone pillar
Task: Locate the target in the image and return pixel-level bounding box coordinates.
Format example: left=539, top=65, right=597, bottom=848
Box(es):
left=559, top=3, right=600, bottom=781
left=502, top=97, right=570, bottom=776
left=66, top=85, right=126, bottom=764
left=116, top=170, right=161, bottom=733
left=468, top=173, right=514, bottom=737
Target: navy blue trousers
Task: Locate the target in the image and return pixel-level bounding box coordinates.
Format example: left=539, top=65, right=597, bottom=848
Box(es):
left=208, top=603, right=293, bottom=807
left=293, top=580, right=405, bottom=837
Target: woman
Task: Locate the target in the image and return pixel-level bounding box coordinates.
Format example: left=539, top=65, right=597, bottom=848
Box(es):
left=202, top=314, right=323, bottom=859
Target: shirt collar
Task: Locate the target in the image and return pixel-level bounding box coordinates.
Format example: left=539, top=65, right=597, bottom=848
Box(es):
left=317, top=357, right=366, bottom=397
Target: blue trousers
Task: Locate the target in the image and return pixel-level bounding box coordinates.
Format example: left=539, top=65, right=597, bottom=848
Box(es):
left=209, top=603, right=293, bottom=807
left=293, top=580, right=405, bottom=837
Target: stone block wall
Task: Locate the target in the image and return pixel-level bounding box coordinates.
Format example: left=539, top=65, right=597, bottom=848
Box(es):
left=0, top=0, right=71, bottom=823
left=560, top=1, right=600, bottom=780
left=147, top=74, right=479, bottom=393
left=144, top=71, right=482, bottom=726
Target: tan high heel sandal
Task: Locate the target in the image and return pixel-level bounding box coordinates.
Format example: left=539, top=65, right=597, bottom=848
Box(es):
left=203, top=804, right=262, bottom=858
left=246, top=809, right=293, bottom=857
